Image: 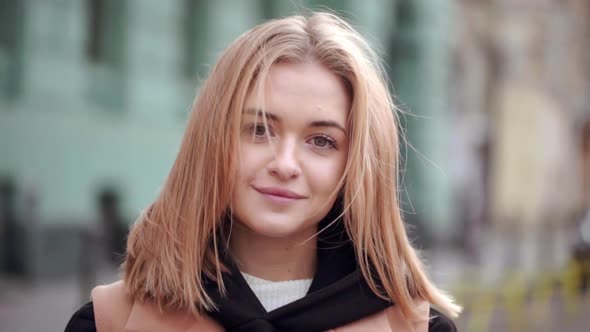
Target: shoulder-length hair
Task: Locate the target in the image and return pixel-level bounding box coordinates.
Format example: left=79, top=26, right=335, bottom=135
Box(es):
left=123, top=12, right=461, bottom=321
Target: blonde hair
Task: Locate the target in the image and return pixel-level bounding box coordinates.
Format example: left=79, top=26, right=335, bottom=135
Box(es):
left=123, top=12, right=461, bottom=322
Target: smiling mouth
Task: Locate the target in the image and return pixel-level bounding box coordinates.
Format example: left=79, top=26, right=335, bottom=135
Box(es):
left=252, top=186, right=307, bottom=204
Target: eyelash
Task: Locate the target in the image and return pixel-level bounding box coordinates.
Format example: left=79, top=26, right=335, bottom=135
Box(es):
left=309, top=134, right=338, bottom=151
left=246, top=123, right=275, bottom=137
left=244, top=124, right=338, bottom=151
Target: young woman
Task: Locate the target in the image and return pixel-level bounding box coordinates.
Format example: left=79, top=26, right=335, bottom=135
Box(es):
left=66, top=12, right=461, bottom=332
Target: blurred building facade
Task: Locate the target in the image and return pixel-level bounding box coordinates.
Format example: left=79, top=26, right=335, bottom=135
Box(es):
left=0, top=0, right=588, bottom=281
left=450, top=0, right=590, bottom=275
left=0, top=0, right=421, bottom=225
left=451, top=0, right=590, bottom=228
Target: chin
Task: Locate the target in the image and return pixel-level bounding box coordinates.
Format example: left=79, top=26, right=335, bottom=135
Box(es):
left=240, top=214, right=315, bottom=239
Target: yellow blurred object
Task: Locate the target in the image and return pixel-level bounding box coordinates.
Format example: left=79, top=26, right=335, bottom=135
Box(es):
left=452, top=258, right=590, bottom=331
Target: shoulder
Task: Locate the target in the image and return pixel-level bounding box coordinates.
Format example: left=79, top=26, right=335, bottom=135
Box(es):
left=428, top=308, right=457, bottom=332
left=64, top=280, right=133, bottom=332
left=90, top=280, right=134, bottom=332
left=90, top=280, right=128, bottom=302
left=64, top=302, right=96, bottom=332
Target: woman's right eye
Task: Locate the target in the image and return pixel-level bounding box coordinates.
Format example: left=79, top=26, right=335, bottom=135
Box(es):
left=243, top=124, right=272, bottom=139
left=253, top=124, right=267, bottom=136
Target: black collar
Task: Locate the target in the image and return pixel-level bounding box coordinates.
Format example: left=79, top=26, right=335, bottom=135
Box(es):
left=205, top=204, right=392, bottom=332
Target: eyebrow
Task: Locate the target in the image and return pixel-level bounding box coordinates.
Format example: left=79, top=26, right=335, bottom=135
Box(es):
left=243, top=108, right=347, bottom=133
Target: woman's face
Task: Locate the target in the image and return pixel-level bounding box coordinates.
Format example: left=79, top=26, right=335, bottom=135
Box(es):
left=231, top=61, right=350, bottom=239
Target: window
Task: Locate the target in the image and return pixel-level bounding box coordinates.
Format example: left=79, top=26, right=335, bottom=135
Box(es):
left=182, top=0, right=209, bottom=79
left=85, top=0, right=127, bottom=109
left=85, top=0, right=126, bottom=66
left=0, top=0, right=25, bottom=100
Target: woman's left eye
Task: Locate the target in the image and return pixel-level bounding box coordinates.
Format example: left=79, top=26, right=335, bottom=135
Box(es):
left=309, top=135, right=337, bottom=150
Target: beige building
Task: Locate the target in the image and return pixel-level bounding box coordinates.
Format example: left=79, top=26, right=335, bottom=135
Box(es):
left=451, top=0, right=590, bottom=231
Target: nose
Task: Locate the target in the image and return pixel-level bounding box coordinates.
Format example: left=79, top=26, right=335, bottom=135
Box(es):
left=267, top=138, right=301, bottom=181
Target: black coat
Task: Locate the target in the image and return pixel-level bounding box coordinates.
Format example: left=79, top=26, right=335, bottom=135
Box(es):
left=66, top=214, right=457, bottom=331
left=66, top=301, right=457, bottom=332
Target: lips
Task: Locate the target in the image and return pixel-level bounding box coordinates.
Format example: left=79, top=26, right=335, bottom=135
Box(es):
left=253, top=186, right=307, bottom=199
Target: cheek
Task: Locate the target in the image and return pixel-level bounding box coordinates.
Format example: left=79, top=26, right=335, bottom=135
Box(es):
left=307, top=156, right=346, bottom=194
left=237, top=144, right=268, bottom=181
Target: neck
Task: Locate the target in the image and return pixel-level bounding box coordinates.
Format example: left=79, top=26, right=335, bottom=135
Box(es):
left=229, top=223, right=318, bottom=282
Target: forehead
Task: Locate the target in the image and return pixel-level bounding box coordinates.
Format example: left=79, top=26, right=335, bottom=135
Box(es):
left=244, top=61, right=351, bottom=125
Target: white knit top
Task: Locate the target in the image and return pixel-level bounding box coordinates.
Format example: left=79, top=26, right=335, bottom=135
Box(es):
left=241, top=272, right=313, bottom=312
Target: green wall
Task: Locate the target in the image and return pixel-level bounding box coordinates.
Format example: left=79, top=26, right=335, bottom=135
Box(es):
left=0, top=0, right=457, bottom=241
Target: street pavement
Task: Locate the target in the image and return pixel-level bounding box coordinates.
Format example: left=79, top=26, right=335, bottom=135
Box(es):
left=0, top=268, right=118, bottom=332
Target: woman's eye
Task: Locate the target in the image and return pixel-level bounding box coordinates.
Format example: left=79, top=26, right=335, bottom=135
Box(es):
left=247, top=124, right=273, bottom=137
left=310, top=135, right=337, bottom=150
left=313, top=136, right=329, bottom=147
left=254, top=124, right=267, bottom=136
